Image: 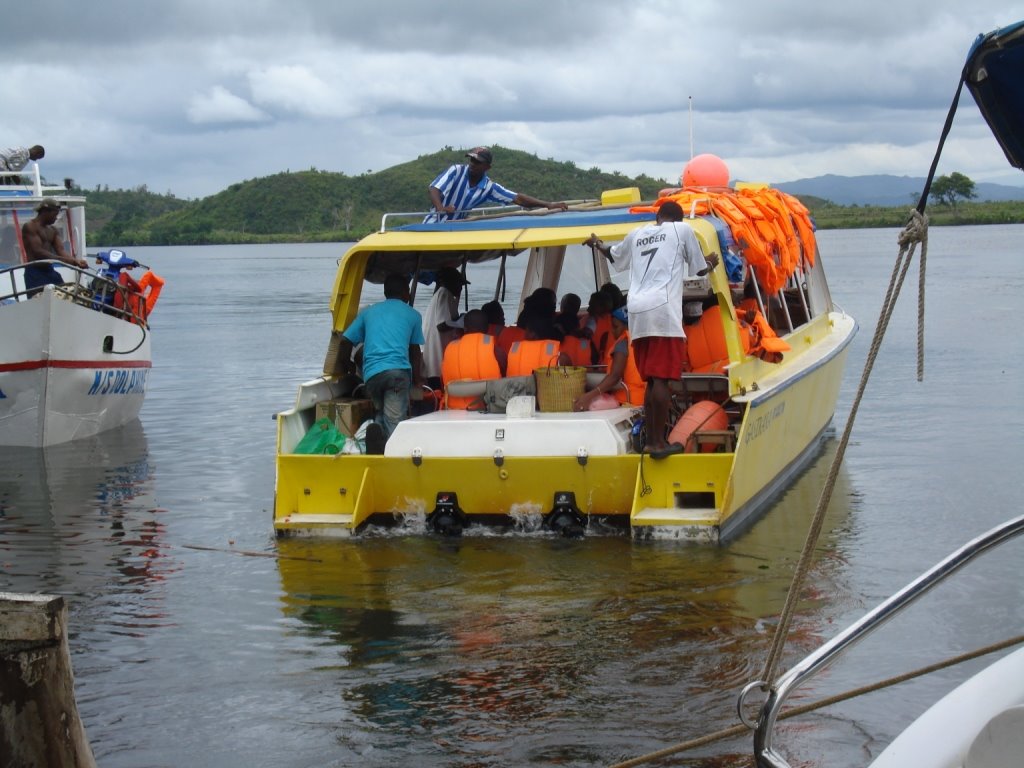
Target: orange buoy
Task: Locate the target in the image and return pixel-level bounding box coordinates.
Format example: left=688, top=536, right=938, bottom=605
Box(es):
left=668, top=400, right=728, bottom=453
left=681, top=153, right=730, bottom=187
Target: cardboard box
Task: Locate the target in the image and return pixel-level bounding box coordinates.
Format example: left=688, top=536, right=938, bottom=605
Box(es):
left=316, top=398, right=374, bottom=438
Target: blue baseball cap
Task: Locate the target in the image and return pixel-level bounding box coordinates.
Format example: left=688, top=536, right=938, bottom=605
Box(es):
left=611, top=306, right=628, bottom=323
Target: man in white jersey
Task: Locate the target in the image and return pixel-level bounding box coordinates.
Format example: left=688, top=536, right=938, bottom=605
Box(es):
left=584, top=201, right=717, bottom=456
left=425, top=147, right=567, bottom=222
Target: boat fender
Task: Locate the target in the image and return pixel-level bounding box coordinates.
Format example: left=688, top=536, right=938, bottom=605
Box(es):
left=668, top=400, right=729, bottom=453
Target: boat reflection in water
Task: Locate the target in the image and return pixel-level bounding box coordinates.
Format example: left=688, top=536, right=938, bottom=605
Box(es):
left=0, top=419, right=176, bottom=606
left=273, top=445, right=855, bottom=764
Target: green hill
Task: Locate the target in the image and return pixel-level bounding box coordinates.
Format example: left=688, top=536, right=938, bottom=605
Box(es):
left=87, top=146, right=669, bottom=246
left=83, top=147, right=1024, bottom=247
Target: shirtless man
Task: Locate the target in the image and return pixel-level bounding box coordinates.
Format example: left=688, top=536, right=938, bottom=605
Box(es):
left=21, top=199, right=86, bottom=295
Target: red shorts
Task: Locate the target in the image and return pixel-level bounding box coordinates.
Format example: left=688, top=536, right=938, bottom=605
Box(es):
left=632, top=336, right=687, bottom=381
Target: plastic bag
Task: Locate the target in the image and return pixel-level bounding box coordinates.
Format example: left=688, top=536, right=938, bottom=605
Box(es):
left=294, top=418, right=347, bottom=455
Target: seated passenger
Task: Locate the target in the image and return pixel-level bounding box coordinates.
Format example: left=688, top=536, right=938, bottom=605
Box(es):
left=481, top=300, right=506, bottom=338
left=572, top=307, right=646, bottom=410
left=441, top=309, right=505, bottom=409
left=559, top=333, right=593, bottom=367
left=505, top=316, right=570, bottom=377
left=554, top=292, right=582, bottom=337
left=581, top=291, right=613, bottom=361
left=516, top=287, right=558, bottom=332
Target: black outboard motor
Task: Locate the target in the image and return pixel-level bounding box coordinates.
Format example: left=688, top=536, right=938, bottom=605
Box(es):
left=427, top=492, right=469, bottom=536
left=544, top=492, right=586, bottom=538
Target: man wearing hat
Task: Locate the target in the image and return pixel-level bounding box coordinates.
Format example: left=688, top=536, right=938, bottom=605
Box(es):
left=425, top=146, right=568, bottom=222
left=21, top=200, right=88, bottom=295
left=421, top=266, right=469, bottom=386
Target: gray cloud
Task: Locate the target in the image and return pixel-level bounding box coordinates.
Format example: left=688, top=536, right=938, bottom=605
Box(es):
left=6, top=1, right=1023, bottom=198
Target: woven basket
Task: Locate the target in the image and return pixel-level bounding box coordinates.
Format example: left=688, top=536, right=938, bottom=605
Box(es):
left=534, top=366, right=587, bottom=412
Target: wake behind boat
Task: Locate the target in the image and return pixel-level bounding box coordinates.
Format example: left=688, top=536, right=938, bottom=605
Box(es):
left=0, top=163, right=165, bottom=447
left=274, top=169, right=857, bottom=540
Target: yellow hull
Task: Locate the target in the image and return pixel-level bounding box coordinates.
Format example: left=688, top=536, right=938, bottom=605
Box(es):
left=275, top=311, right=856, bottom=541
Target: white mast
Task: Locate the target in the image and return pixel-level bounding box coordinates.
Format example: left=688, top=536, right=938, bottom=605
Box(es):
left=688, top=96, right=694, bottom=160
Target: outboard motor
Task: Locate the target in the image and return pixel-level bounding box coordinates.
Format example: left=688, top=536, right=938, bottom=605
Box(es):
left=544, top=491, right=586, bottom=538
left=427, top=492, right=469, bottom=537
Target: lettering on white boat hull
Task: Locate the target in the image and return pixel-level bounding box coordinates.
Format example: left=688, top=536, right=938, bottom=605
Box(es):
left=87, top=369, right=149, bottom=396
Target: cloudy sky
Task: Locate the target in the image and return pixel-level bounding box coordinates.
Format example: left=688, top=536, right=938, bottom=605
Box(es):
left=4, top=1, right=1023, bottom=199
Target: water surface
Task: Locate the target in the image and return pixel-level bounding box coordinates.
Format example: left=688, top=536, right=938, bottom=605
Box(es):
left=2, top=225, right=1022, bottom=766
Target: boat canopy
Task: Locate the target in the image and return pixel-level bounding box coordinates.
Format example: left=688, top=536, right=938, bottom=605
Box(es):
left=966, top=19, right=1024, bottom=169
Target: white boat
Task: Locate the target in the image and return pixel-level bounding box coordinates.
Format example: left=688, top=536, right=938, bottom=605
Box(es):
left=0, top=164, right=163, bottom=447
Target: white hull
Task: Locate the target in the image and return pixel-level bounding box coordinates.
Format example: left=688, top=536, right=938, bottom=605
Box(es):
left=0, top=286, right=151, bottom=447
left=868, top=646, right=1024, bottom=768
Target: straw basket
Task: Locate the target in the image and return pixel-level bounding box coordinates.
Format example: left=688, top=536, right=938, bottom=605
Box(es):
left=534, top=366, right=587, bottom=412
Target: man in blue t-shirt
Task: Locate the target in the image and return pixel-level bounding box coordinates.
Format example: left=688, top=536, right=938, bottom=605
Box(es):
left=425, top=146, right=568, bottom=222
left=337, top=274, right=425, bottom=452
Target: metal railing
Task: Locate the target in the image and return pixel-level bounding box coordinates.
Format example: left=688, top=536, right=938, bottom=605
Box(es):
left=749, top=513, right=1024, bottom=767
left=0, top=260, right=148, bottom=326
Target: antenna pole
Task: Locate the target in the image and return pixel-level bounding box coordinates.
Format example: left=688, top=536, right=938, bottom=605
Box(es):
left=688, top=96, right=694, bottom=160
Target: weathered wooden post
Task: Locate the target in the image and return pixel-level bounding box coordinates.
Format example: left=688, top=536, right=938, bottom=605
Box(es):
left=0, top=593, right=97, bottom=768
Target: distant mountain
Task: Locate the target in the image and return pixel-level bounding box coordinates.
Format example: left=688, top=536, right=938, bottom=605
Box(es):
left=774, top=173, right=1024, bottom=207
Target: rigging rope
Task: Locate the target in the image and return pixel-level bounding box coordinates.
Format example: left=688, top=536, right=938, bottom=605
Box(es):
left=759, top=209, right=928, bottom=685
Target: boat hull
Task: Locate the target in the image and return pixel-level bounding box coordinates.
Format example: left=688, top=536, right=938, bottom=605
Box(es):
left=274, top=312, right=856, bottom=540
left=0, top=287, right=151, bottom=447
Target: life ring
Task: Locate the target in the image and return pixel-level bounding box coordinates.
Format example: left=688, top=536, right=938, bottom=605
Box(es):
left=137, top=271, right=165, bottom=315
left=668, top=400, right=728, bottom=453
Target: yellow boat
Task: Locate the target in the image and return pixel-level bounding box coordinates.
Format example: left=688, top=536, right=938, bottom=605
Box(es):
left=273, top=185, right=857, bottom=540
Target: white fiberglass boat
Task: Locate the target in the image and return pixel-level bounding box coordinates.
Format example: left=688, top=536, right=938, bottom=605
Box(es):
left=0, top=164, right=164, bottom=447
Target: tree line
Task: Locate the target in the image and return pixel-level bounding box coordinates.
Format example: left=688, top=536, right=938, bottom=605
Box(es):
left=78, top=154, right=1016, bottom=247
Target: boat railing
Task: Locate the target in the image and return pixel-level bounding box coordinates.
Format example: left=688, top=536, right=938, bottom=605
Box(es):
left=0, top=260, right=148, bottom=326
left=0, top=162, right=72, bottom=198
left=377, top=198, right=600, bottom=233
left=749, top=514, right=1024, bottom=768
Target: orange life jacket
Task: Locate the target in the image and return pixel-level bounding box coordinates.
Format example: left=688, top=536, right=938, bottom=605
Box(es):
left=137, top=270, right=165, bottom=315
left=591, top=315, right=613, bottom=359
left=737, top=298, right=791, bottom=362
left=506, top=339, right=561, bottom=377
left=496, top=325, right=527, bottom=357
left=603, top=331, right=646, bottom=405
left=113, top=272, right=146, bottom=323
left=441, top=333, right=502, bottom=409
left=630, top=186, right=818, bottom=295
left=560, top=335, right=593, bottom=367
left=685, top=305, right=755, bottom=373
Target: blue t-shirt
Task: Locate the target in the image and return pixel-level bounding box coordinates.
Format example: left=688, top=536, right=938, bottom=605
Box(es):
left=343, top=298, right=425, bottom=382
left=424, top=164, right=517, bottom=222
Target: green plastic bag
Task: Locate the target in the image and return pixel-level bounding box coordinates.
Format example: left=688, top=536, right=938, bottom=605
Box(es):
left=294, top=417, right=346, bottom=455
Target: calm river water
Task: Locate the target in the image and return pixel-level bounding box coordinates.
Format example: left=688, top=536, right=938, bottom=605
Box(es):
left=2, top=225, right=1022, bottom=767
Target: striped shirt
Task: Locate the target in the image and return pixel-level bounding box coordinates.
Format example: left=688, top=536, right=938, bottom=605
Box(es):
left=424, top=164, right=517, bottom=222
left=0, top=147, right=32, bottom=172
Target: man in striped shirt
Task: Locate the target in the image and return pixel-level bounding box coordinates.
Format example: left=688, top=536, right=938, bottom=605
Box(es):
left=1, top=145, right=44, bottom=183
left=425, top=147, right=567, bottom=222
